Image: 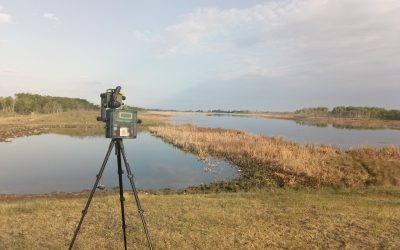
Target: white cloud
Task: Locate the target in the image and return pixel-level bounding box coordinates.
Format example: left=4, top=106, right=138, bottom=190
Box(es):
left=43, top=13, right=61, bottom=24
left=156, top=0, right=400, bottom=82
left=0, top=5, right=11, bottom=23
left=152, top=0, right=400, bottom=109
left=2, top=68, right=17, bottom=73
left=133, top=29, right=155, bottom=42
left=158, top=2, right=291, bottom=55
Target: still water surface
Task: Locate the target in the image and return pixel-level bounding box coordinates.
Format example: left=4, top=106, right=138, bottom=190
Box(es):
left=0, top=133, right=238, bottom=194
left=2, top=114, right=399, bottom=194
left=174, top=114, right=400, bottom=149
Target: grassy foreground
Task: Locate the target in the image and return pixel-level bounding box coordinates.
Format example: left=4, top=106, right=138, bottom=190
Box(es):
left=0, top=188, right=399, bottom=249
left=150, top=125, right=400, bottom=189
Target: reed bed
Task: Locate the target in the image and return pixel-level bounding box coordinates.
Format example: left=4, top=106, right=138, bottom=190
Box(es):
left=150, top=125, right=400, bottom=188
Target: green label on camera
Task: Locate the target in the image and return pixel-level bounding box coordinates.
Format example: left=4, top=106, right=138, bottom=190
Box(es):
left=119, top=112, right=133, bottom=119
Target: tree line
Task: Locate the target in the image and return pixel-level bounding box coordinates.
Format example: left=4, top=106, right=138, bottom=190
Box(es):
left=295, top=106, right=400, bottom=120
left=0, top=93, right=97, bottom=114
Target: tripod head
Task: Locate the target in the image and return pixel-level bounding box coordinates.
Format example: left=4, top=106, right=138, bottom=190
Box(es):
left=96, top=86, right=138, bottom=139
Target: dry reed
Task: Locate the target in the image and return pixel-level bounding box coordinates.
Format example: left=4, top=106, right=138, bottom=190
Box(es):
left=150, top=125, right=400, bottom=188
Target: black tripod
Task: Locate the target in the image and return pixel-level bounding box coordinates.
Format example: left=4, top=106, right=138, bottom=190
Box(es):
left=69, top=138, right=153, bottom=250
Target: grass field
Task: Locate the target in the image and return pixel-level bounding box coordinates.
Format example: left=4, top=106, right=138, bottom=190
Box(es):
left=0, top=188, right=399, bottom=249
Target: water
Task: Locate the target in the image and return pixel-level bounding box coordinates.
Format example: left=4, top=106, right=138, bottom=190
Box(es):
left=0, top=133, right=238, bottom=194
left=173, top=114, right=400, bottom=149
left=2, top=114, right=398, bottom=194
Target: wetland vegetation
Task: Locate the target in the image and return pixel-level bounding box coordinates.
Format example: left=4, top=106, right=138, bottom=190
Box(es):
left=1, top=97, right=400, bottom=249
left=150, top=125, right=400, bottom=191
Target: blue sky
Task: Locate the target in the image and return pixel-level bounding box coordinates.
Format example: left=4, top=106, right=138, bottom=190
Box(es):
left=0, top=0, right=399, bottom=111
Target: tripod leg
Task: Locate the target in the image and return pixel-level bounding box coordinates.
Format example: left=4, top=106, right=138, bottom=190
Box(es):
left=119, top=141, right=154, bottom=250
left=69, top=140, right=115, bottom=250
left=116, top=140, right=128, bottom=250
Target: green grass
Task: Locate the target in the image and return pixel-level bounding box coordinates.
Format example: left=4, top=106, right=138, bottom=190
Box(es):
left=0, top=188, right=399, bottom=249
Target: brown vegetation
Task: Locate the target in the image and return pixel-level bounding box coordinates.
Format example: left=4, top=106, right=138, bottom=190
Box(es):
left=0, top=111, right=101, bottom=142
left=150, top=125, right=400, bottom=188
left=0, top=111, right=168, bottom=142
left=1, top=188, right=399, bottom=249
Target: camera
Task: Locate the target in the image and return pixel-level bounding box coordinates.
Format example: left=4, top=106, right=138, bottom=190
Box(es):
left=97, top=86, right=138, bottom=139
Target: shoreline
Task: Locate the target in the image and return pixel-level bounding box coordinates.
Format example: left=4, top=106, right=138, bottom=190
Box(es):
left=1, top=183, right=399, bottom=199
left=149, top=110, right=400, bottom=130
left=150, top=124, right=400, bottom=189
left=0, top=110, right=169, bottom=142
left=0, top=187, right=191, bottom=200
left=2, top=110, right=399, bottom=143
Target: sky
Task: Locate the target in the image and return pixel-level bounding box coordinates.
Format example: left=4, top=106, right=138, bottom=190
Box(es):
left=0, top=0, right=399, bottom=111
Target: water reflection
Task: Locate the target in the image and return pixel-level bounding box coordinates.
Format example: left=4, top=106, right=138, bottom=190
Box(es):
left=173, top=114, right=400, bottom=149
left=295, top=120, right=392, bottom=130
left=0, top=133, right=238, bottom=194
left=295, top=121, right=329, bottom=128
left=48, top=127, right=103, bottom=138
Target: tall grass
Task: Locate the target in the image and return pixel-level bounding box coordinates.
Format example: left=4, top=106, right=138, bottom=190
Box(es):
left=150, top=125, right=400, bottom=188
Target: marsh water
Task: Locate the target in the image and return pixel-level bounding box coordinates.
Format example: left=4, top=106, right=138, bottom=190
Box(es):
left=173, top=114, right=400, bottom=149
left=1, top=114, right=399, bottom=194
left=0, top=133, right=238, bottom=194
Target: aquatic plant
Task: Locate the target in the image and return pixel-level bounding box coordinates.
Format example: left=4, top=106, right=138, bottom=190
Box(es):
left=150, top=125, right=400, bottom=188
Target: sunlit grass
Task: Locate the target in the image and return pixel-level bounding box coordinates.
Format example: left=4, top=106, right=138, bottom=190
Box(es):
left=150, top=125, right=400, bottom=188
left=0, top=188, right=399, bottom=249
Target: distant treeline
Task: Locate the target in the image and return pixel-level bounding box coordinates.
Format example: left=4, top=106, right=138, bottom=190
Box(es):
left=295, top=106, right=400, bottom=120
left=147, top=108, right=253, bottom=113
left=0, top=93, right=98, bottom=114
left=208, top=109, right=251, bottom=113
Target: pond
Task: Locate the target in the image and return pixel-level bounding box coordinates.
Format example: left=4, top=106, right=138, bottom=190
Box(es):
left=173, top=114, right=400, bottom=149
left=0, top=133, right=238, bottom=194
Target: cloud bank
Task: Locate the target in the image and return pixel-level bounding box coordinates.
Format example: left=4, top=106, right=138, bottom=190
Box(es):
left=43, top=13, right=61, bottom=24
left=160, top=0, right=400, bottom=74
left=152, top=0, right=400, bottom=110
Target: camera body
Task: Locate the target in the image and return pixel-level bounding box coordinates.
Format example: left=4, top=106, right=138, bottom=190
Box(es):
left=97, top=86, right=138, bottom=139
